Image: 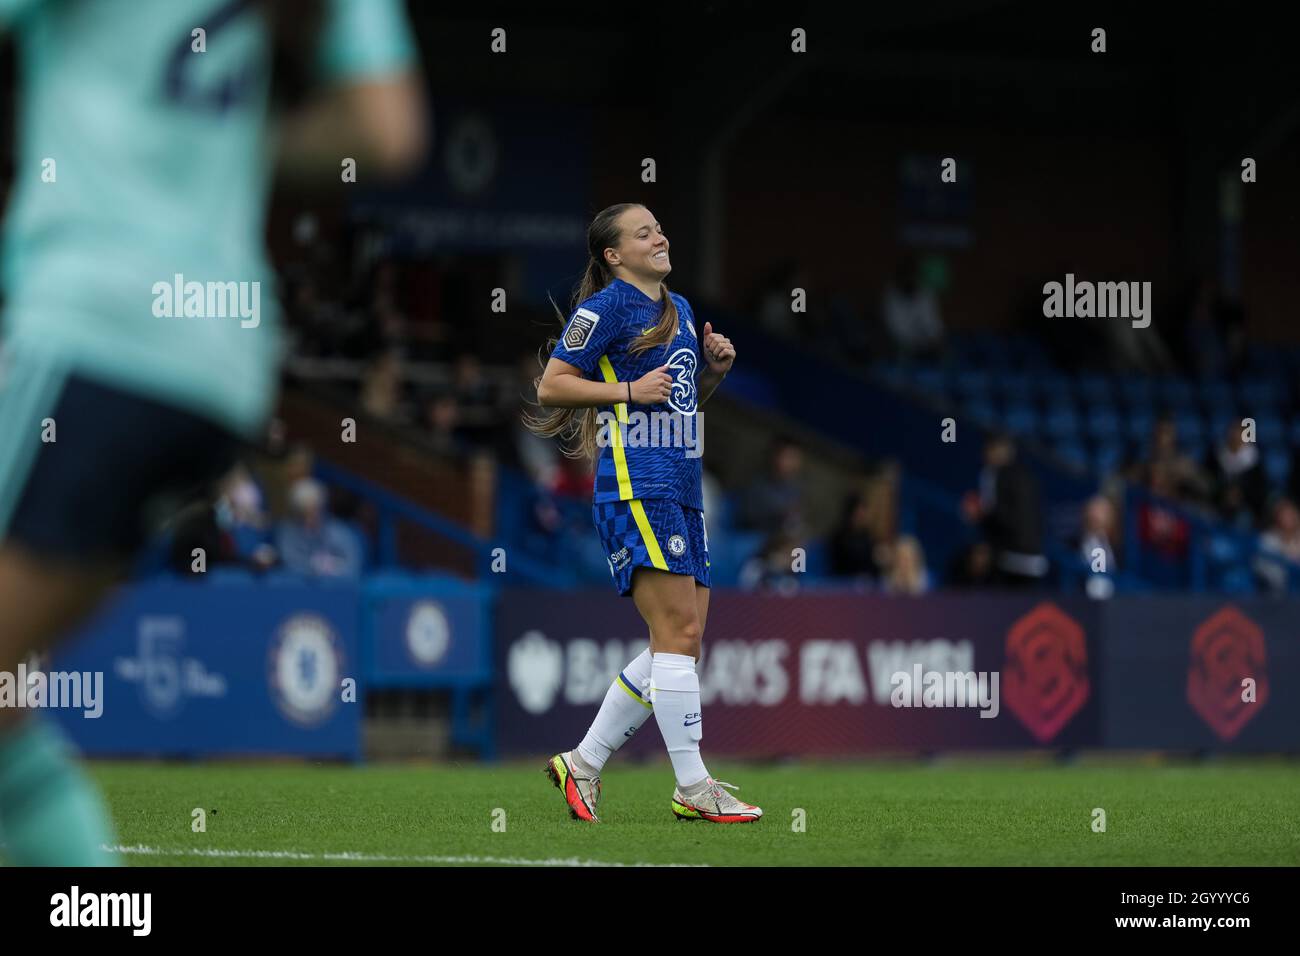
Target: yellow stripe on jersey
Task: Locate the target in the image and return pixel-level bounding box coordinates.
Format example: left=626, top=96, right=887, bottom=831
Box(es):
left=630, top=499, right=669, bottom=570
left=597, top=355, right=634, bottom=500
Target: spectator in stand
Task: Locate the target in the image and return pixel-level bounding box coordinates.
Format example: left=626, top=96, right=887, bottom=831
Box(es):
left=217, top=465, right=278, bottom=570
left=1074, top=494, right=1119, bottom=599
left=424, top=392, right=470, bottom=458
left=276, top=478, right=363, bottom=578
left=739, top=437, right=806, bottom=534
left=1254, top=496, right=1300, bottom=593
left=359, top=348, right=410, bottom=424
left=1179, top=276, right=1229, bottom=380
left=1076, top=494, right=1118, bottom=573
left=1136, top=461, right=1192, bottom=560
left=828, top=490, right=883, bottom=584
left=256, top=440, right=315, bottom=522
left=1205, top=420, right=1268, bottom=526
left=881, top=254, right=946, bottom=362
left=880, top=535, right=930, bottom=595
left=454, top=353, right=497, bottom=415
left=946, top=540, right=996, bottom=589
left=551, top=454, right=595, bottom=501
left=738, top=529, right=802, bottom=595
left=1259, top=497, right=1300, bottom=562
left=963, top=432, right=1048, bottom=588
left=168, top=500, right=234, bottom=575
left=1129, top=416, right=1212, bottom=507
left=452, top=353, right=506, bottom=452
left=752, top=261, right=809, bottom=340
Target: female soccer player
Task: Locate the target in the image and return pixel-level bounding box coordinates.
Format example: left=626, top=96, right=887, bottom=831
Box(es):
left=527, top=203, right=762, bottom=824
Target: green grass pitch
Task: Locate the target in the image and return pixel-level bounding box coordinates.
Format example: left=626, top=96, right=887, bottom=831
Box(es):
left=89, top=758, right=1300, bottom=867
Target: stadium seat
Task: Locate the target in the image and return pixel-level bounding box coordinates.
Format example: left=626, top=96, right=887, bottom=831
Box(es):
left=1119, top=378, right=1155, bottom=409
left=996, top=371, right=1034, bottom=405
left=263, top=569, right=313, bottom=587
left=1173, top=412, right=1205, bottom=446
left=964, top=398, right=998, bottom=427
left=1157, top=378, right=1195, bottom=407
left=1255, top=415, right=1284, bottom=445
left=802, top=541, right=831, bottom=577
left=1239, top=379, right=1283, bottom=411
left=1035, top=373, right=1073, bottom=407
left=709, top=530, right=765, bottom=585
left=206, top=567, right=255, bottom=586
left=1052, top=439, right=1089, bottom=471
left=954, top=368, right=993, bottom=401
left=1124, top=410, right=1155, bottom=445
left=1042, top=404, right=1081, bottom=440
left=912, top=365, right=949, bottom=398
left=1246, top=343, right=1288, bottom=376
left=1077, top=373, right=1113, bottom=407
left=1002, top=402, right=1040, bottom=437
left=1084, top=406, right=1121, bottom=442
left=1264, top=449, right=1291, bottom=486
left=1198, top=380, right=1234, bottom=414
left=1093, top=443, right=1125, bottom=476
left=874, top=363, right=908, bottom=390
left=1219, top=566, right=1258, bottom=595
left=1206, top=414, right=1235, bottom=444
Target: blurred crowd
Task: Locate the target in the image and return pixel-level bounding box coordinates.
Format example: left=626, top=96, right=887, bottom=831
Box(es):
left=231, top=219, right=1300, bottom=596
left=167, top=434, right=367, bottom=580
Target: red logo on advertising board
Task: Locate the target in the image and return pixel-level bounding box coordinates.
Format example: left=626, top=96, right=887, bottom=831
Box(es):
left=1003, top=602, right=1089, bottom=743
left=1187, top=605, right=1268, bottom=741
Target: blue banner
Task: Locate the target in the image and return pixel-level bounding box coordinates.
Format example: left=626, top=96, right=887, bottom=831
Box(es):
left=48, top=578, right=362, bottom=760
left=362, top=577, right=493, bottom=687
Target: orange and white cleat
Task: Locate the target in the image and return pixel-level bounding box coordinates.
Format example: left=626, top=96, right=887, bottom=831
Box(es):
left=544, top=751, right=601, bottom=822
left=671, top=777, right=762, bottom=823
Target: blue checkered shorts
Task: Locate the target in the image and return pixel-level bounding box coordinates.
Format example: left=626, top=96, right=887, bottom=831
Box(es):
left=593, top=498, right=710, bottom=596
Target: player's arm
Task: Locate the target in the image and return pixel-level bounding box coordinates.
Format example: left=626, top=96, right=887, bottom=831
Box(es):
left=275, top=72, right=427, bottom=179
left=698, top=320, right=735, bottom=405
left=537, top=359, right=670, bottom=408
left=274, top=0, right=428, bottom=179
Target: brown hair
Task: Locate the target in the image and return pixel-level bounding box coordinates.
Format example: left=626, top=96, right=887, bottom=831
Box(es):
left=523, top=203, right=680, bottom=460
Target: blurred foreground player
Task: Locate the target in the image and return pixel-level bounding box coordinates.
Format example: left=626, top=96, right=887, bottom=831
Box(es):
left=0, top=0, right=426, bottom=865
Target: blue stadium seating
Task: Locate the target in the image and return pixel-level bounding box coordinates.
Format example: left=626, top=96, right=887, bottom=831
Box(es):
left=1052, top=439, right=1089, bottom=471
left=1085, top=406, right=1121, bottom=442
left=1042, top=404, right=1081, bottom=440
left=1003, top=403, right=1040, bottom=437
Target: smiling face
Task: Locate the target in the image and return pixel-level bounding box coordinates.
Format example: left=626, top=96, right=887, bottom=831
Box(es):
left=604, top=206, right=670, bottom=283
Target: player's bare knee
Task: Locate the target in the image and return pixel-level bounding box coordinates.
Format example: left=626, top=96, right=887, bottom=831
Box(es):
left=661, top=619, right=701, bottom=658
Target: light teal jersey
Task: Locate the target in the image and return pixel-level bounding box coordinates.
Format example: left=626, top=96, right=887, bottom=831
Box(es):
left=0, top=0, right=417, bottom=437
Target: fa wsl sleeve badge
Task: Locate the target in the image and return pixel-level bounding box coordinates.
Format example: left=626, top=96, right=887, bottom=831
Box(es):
left=563, top=308, right=601, bottom=350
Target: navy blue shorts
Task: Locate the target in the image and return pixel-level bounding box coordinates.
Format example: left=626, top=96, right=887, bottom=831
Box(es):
left=593, top=498, right=710, bottom=597
left=0, top=354, right=239, bottom=562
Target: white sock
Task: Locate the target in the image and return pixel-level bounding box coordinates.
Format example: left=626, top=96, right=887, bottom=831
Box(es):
left=575, top=647, right=654, bottom=773
left=649, top=652, right=709, bottom=789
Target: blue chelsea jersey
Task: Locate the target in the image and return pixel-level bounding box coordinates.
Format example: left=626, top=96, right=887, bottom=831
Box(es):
left=549, top=278, right=704, bottom=510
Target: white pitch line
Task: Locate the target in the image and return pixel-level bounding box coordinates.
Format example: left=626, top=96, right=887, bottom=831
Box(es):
left=104, top=844, right=707, bottom=867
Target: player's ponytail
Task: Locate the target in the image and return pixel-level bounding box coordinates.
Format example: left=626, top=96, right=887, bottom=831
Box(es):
left=523, top=203, right=680, bottom=460
left=521, top=287, right=604, bottom=461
